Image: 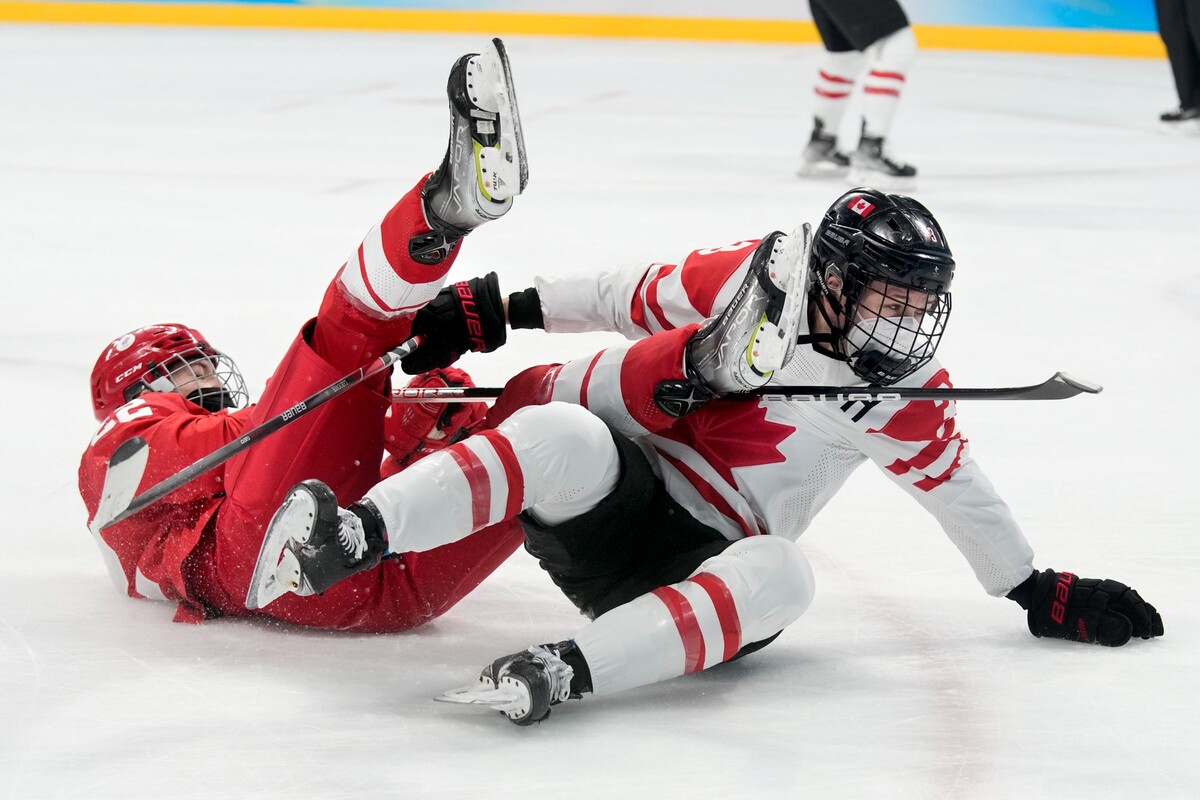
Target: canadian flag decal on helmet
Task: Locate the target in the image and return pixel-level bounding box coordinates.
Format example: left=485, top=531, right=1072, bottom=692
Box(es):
left=849, top=198, right=875, bottom=216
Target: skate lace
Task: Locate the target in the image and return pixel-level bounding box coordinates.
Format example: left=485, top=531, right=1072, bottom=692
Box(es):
left=530, top=646, right=573, bottom=704
left=337, top=512, right=368, bottom=560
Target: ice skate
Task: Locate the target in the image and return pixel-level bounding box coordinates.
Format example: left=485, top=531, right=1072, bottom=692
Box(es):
left=685, top=223, right=811, bottom=395
left=437, top=644, right=575, bottom=726
left=849, top=130, right=917, bottom=189
left=422, top=37, right=528, bottom=239
left=1159, top=106, right=1200, bottom=135
left=798, top=119, right=850, bottom=177
left=245, top=479, right=386, bottom=610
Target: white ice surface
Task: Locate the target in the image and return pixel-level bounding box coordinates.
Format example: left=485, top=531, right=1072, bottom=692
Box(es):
left=0, top=26, right=1197, bottom=799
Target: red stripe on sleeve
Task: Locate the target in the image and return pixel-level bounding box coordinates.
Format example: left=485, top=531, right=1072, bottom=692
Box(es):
left=577, top=350, right=605, bottom=410
left=446, top=444, right=491, bottom=530
left=652, top=586, right=706, bottom=673
left=478, top=430, right=525, bottom=520
left=688, top=572, right=741, bottom=662
left=644, top=264, right=677, bottom=331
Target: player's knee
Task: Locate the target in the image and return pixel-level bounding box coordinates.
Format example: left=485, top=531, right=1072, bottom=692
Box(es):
left=868, top=26, right=917, bottom=69
left=498, top=403, right=619, bottom=512
left=501, top=402, right=611, bottom=456
left=700, top=536, right=815, bottom=640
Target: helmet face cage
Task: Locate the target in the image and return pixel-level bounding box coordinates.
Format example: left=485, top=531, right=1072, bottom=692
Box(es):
left=91, top=324, right=249, bottom=420
left=810, top=189, right=956, bottom=385
left=137, top=346, right=249, bottom=414
left=838, top=267, right=952, bottom=385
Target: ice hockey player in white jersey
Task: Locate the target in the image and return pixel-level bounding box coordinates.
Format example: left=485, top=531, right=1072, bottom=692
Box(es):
left=248, top=188, right=1163, bottom=726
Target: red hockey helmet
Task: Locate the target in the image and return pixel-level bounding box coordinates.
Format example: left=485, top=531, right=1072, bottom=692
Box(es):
left=89, top=323, right=249, bottom=421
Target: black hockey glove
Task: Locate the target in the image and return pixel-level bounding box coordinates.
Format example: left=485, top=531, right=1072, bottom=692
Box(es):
left=1011, top=568, right=1164, bottom=647
left=401, top=272, right=507, bottom=375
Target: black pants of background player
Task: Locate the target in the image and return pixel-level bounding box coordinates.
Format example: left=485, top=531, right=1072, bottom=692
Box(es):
left=809, top=0, right=909, bottom=52
left=1156, top=0, right=1200, bottom=110
left=520, top=427, right=779, bottom=658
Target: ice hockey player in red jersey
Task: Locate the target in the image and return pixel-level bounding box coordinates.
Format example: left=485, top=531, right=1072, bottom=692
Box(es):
left=249, top=188, right=1163, bottom=724
left=79, top=39, right=528, bottom=633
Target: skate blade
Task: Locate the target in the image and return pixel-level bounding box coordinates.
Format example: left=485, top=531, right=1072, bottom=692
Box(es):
left=847, top=167, right=916, bottom=192
left=436, top=681, right=523, bottom=712
left=244, top=494, right=306, bottom=610
left=797, top=162, right=850, bottom=179
left=486, top=37, right=527, bottom=197
left=752, top=224, right=810, bottom=375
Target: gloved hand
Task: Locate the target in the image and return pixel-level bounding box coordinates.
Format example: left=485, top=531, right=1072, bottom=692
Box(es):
left=401, top=273, right=507, bottom=374
left=384, top=367, right=486, bottom=471
left=1019, top=568, right=1164, bottom=646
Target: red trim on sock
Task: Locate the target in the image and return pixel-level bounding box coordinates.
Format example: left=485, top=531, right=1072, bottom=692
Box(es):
left=819, top=70, right=855, bottom=84
left=863, top=87, right=901, bottom=96
left=447, top=444, right=491, bottom=529
left=868, top=70, right=906, bottom=81
left=478, top=430, right=524, bottom=520
left=815, top=88, right=851, bottom=99
left=652, top=586, right=706, bottom=673
left=688, top=572, right=741, bottom=662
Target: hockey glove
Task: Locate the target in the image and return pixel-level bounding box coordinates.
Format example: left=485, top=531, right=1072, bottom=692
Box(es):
left=401, top=273, right=507, bottom=375
left=383, top=367, right=486, bottom=472
left=1017, top=568, right=1164, bottom=646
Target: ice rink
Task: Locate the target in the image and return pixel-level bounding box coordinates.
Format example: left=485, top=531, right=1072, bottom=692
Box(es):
left=1, top=23, right=1197, bottom=799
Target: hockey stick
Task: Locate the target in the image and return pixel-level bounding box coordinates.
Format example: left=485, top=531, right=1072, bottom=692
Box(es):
left=391, top=371, right=1102, bottom=404
left=93, top=337, right=422, bottom=532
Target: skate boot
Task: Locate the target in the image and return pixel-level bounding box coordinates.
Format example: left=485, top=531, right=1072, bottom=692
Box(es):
left=1160, top=106, right=1200, bottom=135
left=653, top=224, right=811, bottom=417
left=413, top=37, right=528, bottom=264
left=438, top=642, right=581, bottom=725
left=850, top=127, right=917, bottom=188
left=798, top=118, right=850, bottom=177
left=245, top=479, right=387, bottom=609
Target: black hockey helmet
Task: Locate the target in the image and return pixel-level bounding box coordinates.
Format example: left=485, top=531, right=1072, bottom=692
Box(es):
left=808, top=188, right=955, bottom=384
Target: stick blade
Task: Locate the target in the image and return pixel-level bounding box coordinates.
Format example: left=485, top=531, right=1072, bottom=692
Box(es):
left=91, top=437, right=150, bottom=532
left=1052, top=371, right=1103, bottom=395
left=1033, top=372, right=1104, bottom=400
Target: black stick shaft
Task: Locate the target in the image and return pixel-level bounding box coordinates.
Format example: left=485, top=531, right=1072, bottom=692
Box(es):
left=391, top=372, right=1101, bottom=404
left=102, top=337, right=420, bottom=530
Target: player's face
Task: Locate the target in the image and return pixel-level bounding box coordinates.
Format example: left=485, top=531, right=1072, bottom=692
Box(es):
left=166, top=357, right=224, bottom=397
left=853, top=280, right=937, bottom=323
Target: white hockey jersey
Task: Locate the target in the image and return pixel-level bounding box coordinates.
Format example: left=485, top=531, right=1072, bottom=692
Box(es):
left=532, top=238, right=1035, bottom=597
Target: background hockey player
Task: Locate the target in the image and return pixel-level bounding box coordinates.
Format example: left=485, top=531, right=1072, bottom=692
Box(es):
left=79, top=39, right=528, bottom=633
left=799, top=0, right=920, bottom=183
left=249, top=189, right=1163, bottom=724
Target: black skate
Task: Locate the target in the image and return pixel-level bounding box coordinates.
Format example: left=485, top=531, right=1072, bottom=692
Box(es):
left=850, top=130, right=917, bottom=188
left=437, top=643, right=576, bottom=725
left=244, top=479, right=386, bottom=610
left=414, top=38, right=528, bottom=263
left=798, top=119, right=850, bottom=177
left=1160, top=106, right=1200, bottom=135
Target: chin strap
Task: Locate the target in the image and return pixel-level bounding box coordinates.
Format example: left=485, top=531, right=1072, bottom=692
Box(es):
left=186, top=388, right=239, bottom=413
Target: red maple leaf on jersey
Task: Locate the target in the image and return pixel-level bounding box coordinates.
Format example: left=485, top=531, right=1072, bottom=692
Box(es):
left=659, top=399, right=791, bottom=488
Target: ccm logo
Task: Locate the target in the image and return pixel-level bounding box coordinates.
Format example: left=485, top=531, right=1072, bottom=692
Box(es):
left=1050, top=571, right=1075, bottom=625
left=114, top=363, right=144, bottom=385
left=456, top=282, right=486, bottom=350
